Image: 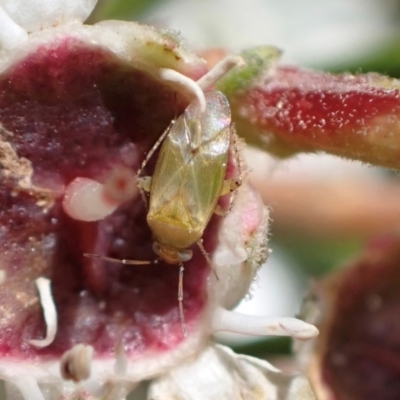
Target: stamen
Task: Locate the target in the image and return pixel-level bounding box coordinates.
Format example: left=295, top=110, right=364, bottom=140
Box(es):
left=160, top=68, right=206, bottom=113
left=114, top=340, right=128, bottom=376
left=64, top=168, right=139, bottom=222
left=60, top=344, right=94, bottom=382
left=63, top=177, right=119, bottom=222
left=178, top=264, right=188, bottom=337
left=197, top=55, right=245, bottom=90
left=29, top=277, right=58, bottom=348
left=0, top=6, right=28, bottom=49
left=212, top=307, right=319, bottom=340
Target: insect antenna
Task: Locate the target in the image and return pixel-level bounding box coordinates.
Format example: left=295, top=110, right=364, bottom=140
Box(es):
left=136, top=119, right=176, bottom=179
left=83, top=253, right=151, bottom=265
left=178, top=262, right=188, bottom=337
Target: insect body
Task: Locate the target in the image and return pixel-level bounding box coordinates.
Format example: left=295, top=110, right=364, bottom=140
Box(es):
left=142, top=91, right=235, bottom=265
left=137, top=90, right=240, bottom=336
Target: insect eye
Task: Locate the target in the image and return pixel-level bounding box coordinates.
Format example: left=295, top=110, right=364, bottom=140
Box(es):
left=178, top=249, right=193, bottom=262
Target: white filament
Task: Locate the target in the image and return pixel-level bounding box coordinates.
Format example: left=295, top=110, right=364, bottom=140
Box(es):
left=197, top=55, right=245, bottom=90
left=213, top=307, right=319, bottom=340
left=29, top=277, right=58, bottom=348
left=14, top=376, right=46, bottom=400
left=114, top=341, right=128, bottom=377
left=160, top=68, right=206, bottom=113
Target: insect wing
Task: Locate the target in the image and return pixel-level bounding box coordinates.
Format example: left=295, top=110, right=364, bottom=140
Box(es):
left=149, top=91, right=232, bottom=236
left=147, top=121, right=201, bottom=250
left=183, top=91, right=232, bottom=223
left=149, top=125, right=193, bottom=228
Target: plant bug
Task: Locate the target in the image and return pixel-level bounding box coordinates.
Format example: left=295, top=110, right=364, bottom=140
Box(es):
left=86, top=56, right=244, bottom=337
left=137, top=100, right=242, bottom=336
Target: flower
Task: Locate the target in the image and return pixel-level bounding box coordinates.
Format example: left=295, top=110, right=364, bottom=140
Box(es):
left=0, top=1, right=317, bottom=399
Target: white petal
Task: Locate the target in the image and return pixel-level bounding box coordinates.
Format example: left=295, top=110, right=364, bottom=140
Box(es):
left=235, top=350, right=317, bottom=400
left=0, top=6, right=27, bottom=49
left=0, top=0, right=97, bottom=33
left=148, top=344, right=316, bottom=400
left=212, top=183, right=270, bottom=310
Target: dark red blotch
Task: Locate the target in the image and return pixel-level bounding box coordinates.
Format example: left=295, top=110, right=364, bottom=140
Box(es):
left=0, top=38, right=214, bottom=358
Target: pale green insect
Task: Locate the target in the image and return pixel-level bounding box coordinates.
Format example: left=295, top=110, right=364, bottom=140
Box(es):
left=137, top=90, right=241, bottom=336
left=140, top=90, right=237, bottom=265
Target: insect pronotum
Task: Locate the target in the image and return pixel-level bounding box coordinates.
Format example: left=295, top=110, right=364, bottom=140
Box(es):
left=86, top=56, right=244, bottom=337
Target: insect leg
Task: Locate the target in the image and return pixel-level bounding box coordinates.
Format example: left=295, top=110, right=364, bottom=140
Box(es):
left=197, top=239, right=219, bottom=281
left=216, top=127, right=245, bottom=216
left=136, top=119, right=176, bottom=209
left=136, top=119, right=176, bottom=178
left=178, top=263, right=188, bottom=338
left=228, top=127, right=245, bottom=213
left=84, top=253, right=151, bottom=265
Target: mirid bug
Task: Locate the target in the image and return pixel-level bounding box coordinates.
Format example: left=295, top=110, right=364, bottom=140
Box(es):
left=140, top=91, right=242, bottom=335
left=85, top=56, right=244, bottom=336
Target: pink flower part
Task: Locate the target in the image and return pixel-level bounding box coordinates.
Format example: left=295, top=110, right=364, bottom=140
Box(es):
left=0, top=36, right=206, bottom=357
left=237, top=66, right=400, bottom=168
